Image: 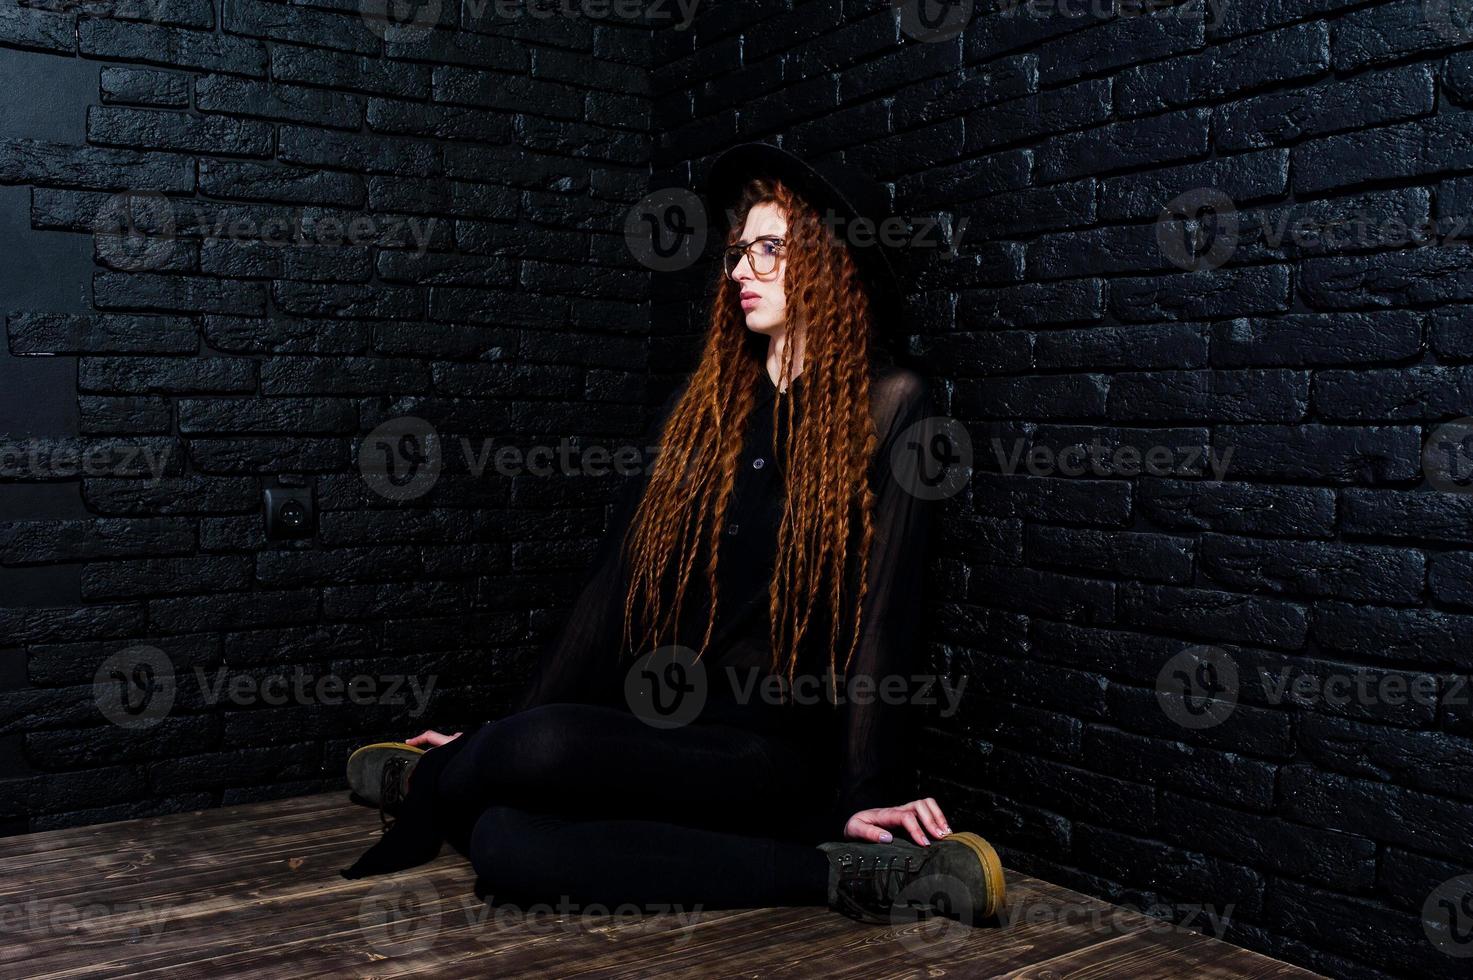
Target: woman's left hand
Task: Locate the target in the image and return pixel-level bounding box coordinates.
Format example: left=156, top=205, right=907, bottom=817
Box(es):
left=843, top=797, right=951, bottom=846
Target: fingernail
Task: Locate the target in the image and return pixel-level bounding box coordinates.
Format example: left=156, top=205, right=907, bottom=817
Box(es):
left=879, top=831, right=892, bottom=842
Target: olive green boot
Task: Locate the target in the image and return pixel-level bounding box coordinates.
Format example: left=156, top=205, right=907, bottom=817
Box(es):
left=346, top=742, right=424, bottom=828
left=818, top=832, right=1005, bottom=925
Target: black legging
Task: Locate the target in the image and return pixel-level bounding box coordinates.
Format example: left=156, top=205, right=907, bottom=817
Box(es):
left=416, top=702, right=834, bottom=910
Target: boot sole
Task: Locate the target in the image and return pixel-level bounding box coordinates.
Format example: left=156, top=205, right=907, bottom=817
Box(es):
left=346, top=742, right=425, bottom=807
left=940, top=831, right=1005, bottom=919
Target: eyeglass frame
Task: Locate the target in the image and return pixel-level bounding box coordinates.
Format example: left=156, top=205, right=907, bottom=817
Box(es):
left=722, top=235, right=786, bottom=278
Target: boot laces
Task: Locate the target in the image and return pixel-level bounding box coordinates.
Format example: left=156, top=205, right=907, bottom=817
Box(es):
left=836, top=851, right=922, bottom=920
left=379, top=756, right=410, bottom=832
left=840, top=850, right=917, bottom=881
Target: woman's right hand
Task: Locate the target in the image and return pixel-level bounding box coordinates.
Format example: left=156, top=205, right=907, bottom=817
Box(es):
left=406, top=729, right=462, bottom=748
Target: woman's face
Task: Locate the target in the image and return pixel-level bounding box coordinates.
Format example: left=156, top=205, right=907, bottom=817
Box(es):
left=727, top=201, right=788, bottom=335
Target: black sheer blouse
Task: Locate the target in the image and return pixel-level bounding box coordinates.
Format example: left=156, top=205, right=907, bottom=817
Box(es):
left=509, top=352, right=939, bottom=838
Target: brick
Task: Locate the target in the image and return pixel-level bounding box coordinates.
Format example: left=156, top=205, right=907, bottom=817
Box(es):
left=0, top=519, right=194, bottom=564
left=1311, top=602, right=1473, bottom=670
left=80, top=356, right=256, bottom=394
left=271, top=46, right=430, bottom=98
left=1314, top=366, right=1473, bottom=420
left=1198, top=535, right=1425, bottom=603
left=1107, top=370, right=1307, bottom=423
left=8, top=313, right=196, bottom=355
left=221, top=0, right=378, bottom=55
left=92, top=273, right=267, bottom=316
left=1026, top=526, right=1193, bottom=583
left=1117, top=22, right=1329, bottom=117
left=1156, top=789, right=1375, bottom=891
left=1110, top=265, right=1290, bottom=322
left=1282, top=764, right=1473, bottom=863
left=955, top=373, right=1108, bottom=419
left=100, top=67, right=192, bottom=108
left=87, top=106, right=272, bottom=156
left=1214, top=65, right=1433, bottom=152
left=1139, top=481, right=1336, bottom=537
left=0, top=4, right=74, bottom=53
left=195, top=75, right=364, bottom=129
left=0, top=139, right=195, bottom=193
left=1210, top=312, right=1422, bottom=367
left=177, top=398, right=357, bottom=434
left=79, top=19, right=267, bottom=75
left=1037, top=109, right=1209, bottom=184
left=260, top=357, right=429, bottom=395
left=1119, top=584, right=1308, bottom=650
left=1213, top=425, right=1420, bottom=484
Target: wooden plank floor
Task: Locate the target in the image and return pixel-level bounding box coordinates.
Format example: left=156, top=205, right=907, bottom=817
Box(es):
left=0, top=792, right=1324, bottom=979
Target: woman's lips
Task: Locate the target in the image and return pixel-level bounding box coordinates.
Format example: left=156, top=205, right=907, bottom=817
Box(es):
left=741, top=295, right=760, bottom=310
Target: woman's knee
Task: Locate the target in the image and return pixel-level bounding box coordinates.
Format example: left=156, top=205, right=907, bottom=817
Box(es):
left=469, top=805, right=541, bottom=893
left=488, top=702, right=602, bottom=782
left=440, top=703, right=604, bottom=806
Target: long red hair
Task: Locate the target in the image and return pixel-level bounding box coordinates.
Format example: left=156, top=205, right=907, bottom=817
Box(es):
left=617, top=175, right=882, bottom=690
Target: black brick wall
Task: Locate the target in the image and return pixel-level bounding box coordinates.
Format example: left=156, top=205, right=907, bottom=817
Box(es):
left=3, top=1, right=1471, bottom=977
left=653, top=3, right=1472, bottom=979
left=0, top=0, right=657, bottom=834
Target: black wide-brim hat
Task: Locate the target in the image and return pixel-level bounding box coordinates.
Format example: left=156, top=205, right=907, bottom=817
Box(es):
left=702, top=141, right=909, bottom=338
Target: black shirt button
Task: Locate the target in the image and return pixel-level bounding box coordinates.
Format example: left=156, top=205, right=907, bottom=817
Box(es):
left=752, top=457, right=765, bottom=469
left=726, top=521, right=740, bottom=536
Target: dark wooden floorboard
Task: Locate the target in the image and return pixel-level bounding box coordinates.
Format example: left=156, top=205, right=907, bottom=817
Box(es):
left=1, top=792, right=1326, bottom=979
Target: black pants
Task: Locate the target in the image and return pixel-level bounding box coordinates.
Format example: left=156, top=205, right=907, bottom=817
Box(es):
left=417, top=702, right=834, bottom=910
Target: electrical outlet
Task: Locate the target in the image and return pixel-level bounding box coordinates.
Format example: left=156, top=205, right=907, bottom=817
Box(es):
left=263, top=487, right=316, bottom=541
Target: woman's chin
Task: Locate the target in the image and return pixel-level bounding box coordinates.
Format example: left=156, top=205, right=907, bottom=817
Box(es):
left=743, top=313, right=782, bottom=334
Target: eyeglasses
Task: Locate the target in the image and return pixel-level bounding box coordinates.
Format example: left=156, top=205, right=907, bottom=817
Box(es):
left=723, top=235, right=785, bottom=277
